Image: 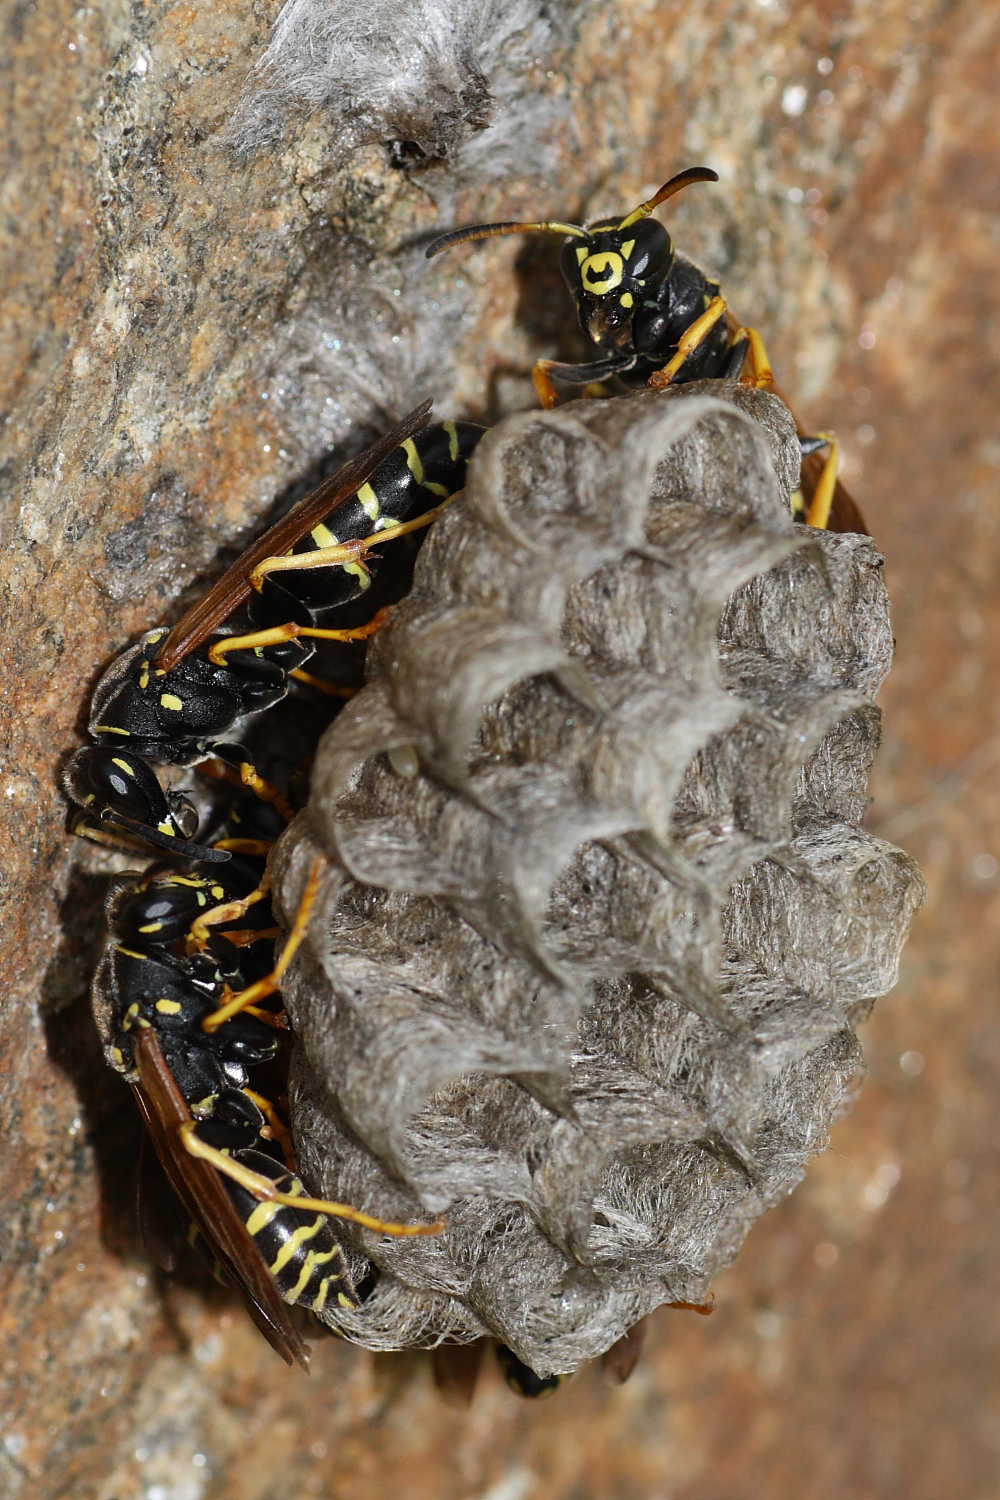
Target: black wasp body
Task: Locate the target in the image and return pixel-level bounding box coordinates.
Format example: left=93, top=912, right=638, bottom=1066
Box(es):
left=427, top=168, right=865, bottom=533
left=67, top=409, right=485, bottom=858
left=102, top=857, right=279, bottom=1099
left=99, top=845, right=360, bottom=1353
left=426, top=168, right=746, bottom=400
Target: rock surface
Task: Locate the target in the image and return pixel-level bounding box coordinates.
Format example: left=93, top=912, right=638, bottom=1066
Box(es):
left=2, top=0, right=996, bottom=1496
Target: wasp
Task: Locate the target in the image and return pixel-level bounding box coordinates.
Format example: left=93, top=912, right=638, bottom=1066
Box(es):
left=67, top=400, right=485, bottom=860
left=426, top=168, right=866, bottom=535
left=100, top=832, right=443, bottom=1365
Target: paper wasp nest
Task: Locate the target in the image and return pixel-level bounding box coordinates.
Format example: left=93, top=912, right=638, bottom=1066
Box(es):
left=276, top=385, right=922, bottom=1376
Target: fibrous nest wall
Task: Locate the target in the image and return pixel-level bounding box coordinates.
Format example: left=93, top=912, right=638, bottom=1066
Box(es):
left=274, top=384, right=923, bottom=1377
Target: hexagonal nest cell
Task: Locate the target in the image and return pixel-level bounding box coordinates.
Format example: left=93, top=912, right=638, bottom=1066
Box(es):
left=273, top=383, right=923, bottom=1378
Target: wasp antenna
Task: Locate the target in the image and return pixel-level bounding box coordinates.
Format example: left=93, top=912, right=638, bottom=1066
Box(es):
left=425, top=219, right=587, bottom=259
left=96, top=811, right=234, bottom=863
left=617, top=167, right=719, bottom=230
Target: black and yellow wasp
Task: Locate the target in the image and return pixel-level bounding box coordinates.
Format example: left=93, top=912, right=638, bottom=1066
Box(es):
left=99, top=812, right=442, bottom=1367
left=66, top=402, right=485, bottom=862
left=427, top=166, right=866, bottom=534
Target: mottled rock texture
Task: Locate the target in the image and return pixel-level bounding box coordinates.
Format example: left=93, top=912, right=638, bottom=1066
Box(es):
left=2, top=0, right=995, bottom=1496
left=277, top=387, right=920, bottom=1375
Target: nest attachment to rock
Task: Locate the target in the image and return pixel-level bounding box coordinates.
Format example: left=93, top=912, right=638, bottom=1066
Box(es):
left=273, top=383, right=923, bottom=1378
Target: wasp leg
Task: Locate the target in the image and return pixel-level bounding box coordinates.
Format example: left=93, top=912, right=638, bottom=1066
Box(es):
left=207, top=607, right=393, bottom=666
left=200, top=857, right=323, bottom=1032
left=189, top=874, right=272, bottom=949
left=648, top=295, right=729, bottom=389
left=210, top=837, right=273, bottom=858
left=802, top=431, right=839, bottom=530
left=288, top=667, right=356, bottom=698
left=198, top=755, right=297, bottom=825
left=241, top=1087, right=297, bottom=1165
left=178, top=1121, right=445, bottom=1235
left=731, top=324, right=774, bottom=389
left=248, top=502, right=456, bottom=594
left=533, top=360, right=563, bottom=409
left=716, top=322, right=845, bottom=533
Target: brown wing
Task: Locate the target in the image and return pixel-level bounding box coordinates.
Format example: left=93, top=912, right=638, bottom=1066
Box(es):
left=719, top=317, right=869, bottom=537
left=600, top=1317, right=647, bottom=1385
left=136, top=1128, right=182, bottom=1274
left=431, top=1340, right=487, bottom=1408
left=131, top=1027, right=309, bottom=1368
left=756, top=364, right=869, bottom=537
left=155, top=398, right=434, bottom=672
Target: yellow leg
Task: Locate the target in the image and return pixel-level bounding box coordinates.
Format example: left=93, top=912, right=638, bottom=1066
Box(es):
left=215, top=926, right=281, bottom=948
left=207, top=607, right=393, bottom=666
left=232, top=1003, right=289, bottom=1030
left=210, top=838, right=273, bottom=857
left=179, top=1122, right=445, bottom=1236
left=804, top=432, right=839, bottom=530
left=237, top=762, right=296, bottom=822
left=735, top=325, right=774, bottom=389
left=648, top=295, right=728, bottom=389
left=532, top=360, right=563, bottom=409
left=189, top=876, right=272, bottom=948
left=197, top=756, right=295, bottom=823
left=666, top=1297, right=715, bottom=1316
left=241, top=1087, right=296, bottom=1164
left=249, top=503, right=455, bottom=593
left=289, top=667, right=356, bottom=698
left=200, top=857, right=323, bottom=1033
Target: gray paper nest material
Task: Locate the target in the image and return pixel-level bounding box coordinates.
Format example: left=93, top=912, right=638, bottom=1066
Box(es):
left=275, top=384, right=923, bottom=1376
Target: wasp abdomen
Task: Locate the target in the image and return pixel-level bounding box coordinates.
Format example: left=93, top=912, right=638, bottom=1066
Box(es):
left=227, top=1151, right=358, bottom=1313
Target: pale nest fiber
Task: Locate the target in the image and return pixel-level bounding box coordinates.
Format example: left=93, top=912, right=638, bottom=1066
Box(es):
left=274, top=384, right=923, bottom=1377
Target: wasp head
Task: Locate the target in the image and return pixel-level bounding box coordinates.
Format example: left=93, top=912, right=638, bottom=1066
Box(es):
left=560, top=217, right=673, bottom=351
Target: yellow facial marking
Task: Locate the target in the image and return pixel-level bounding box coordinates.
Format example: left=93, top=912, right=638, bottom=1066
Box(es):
left=620, top=238, right=635, bottom=259
left=111, top=757, right=136, bottom=776
left=581, top=251, right=624, bottom=294
left=159, top=693, right=184, bottom=712
left=575, top=246, right=588, bottom=265
left=620, top=292, right=634, bottom=309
